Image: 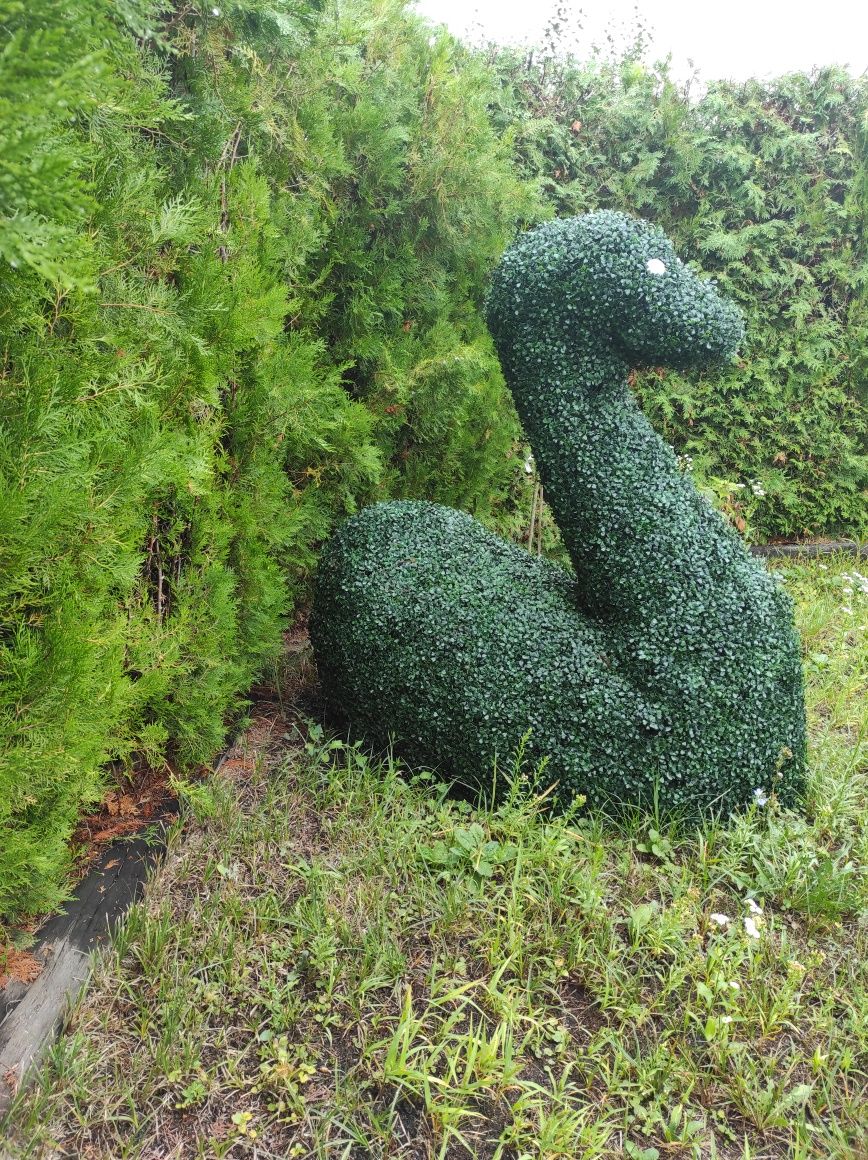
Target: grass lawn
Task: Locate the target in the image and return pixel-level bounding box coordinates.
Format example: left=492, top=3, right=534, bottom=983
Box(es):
left=4, top=556, right=867, bottom=1159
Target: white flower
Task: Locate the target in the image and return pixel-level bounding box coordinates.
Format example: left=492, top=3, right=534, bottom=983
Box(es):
left=646, top=257, right=667, bottom=275
left=524, top=455, right=534, bottom=474
left=841, top=607, right=853, bottom=616
left=212, top=6, right=220, bottom=14
left=709, top=913, right=731, bottom=927
left=753, top=788, right=769, bottom=807
left=745, top=897, right=763, bottom=916
left=744, top=915, right=761, bottom=939
left=727, top=980, right=741, bottom=991
left=818, top=564, right=829, bottom=570
left=720, top=1015, right=734, bottom=1024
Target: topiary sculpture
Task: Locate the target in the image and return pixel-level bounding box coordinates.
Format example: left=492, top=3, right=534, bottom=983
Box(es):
left=310, top=212, right=807, bottom=816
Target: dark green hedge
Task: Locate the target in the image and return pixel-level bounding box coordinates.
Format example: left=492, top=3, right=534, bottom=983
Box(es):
left=311, top=214, right=806, bottom=816
left=487, top=47, right=868, bottom=540
left=0, top=0, right=529, bottom=921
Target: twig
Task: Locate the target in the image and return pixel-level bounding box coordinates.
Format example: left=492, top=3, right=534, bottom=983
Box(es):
left=101, top=302, right=170, bottom=314
left=527, top=475, right=539, bottom=551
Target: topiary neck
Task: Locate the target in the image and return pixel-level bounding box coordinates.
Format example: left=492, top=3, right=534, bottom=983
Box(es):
left=502, top=334, right=628, bottom=396
left=501, top=327, right=639, bottom=605
left=503, top=324, right=721, bottom=639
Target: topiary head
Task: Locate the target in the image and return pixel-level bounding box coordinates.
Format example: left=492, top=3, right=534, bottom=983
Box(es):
left=487, top=211, right=744, bottom=375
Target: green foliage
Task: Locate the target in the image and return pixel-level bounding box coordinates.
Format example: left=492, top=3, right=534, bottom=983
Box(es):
left=311, top=214, right=806, bottom=816
left=0, top=0, right=530, bottom=921
left=486, top=44, right=868, bottom=539
left=0, top=0, right=103, bottom=284
left=419, top=821, right=517, bottom=881
left=7, top=0, right=862, bottom=919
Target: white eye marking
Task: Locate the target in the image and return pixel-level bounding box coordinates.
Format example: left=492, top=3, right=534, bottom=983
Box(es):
left=646, top=257, right=666, bottom=275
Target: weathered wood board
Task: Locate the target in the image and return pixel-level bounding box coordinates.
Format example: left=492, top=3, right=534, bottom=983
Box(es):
left=0, top=831, right=169, bottom=1119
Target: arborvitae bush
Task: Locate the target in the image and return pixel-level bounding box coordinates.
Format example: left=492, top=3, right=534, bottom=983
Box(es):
left=486, top=43, right=868, bottom=540
left=311, top=213, right=807, bottom=817
left=0, top=0, right=530, bottom=921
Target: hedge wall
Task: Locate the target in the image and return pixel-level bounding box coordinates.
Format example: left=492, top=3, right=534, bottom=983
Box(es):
left=486, top=44, right=868, bottom=540
left=0, top=0, right=531, bottom=921
left=3, top=0, right=866, bottom=921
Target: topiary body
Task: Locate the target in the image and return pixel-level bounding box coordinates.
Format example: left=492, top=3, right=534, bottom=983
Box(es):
left=310, top=212, right=807, bottom=814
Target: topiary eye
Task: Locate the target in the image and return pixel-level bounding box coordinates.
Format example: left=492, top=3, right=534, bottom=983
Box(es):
left=646, top=258, right=666, bottom=275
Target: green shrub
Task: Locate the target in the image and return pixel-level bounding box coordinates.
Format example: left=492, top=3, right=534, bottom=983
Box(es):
left=0, top=0, right=531, bottom=922
left=311, top=213, right=806, bottom=816
left=487, top=45, right=868, bottom=540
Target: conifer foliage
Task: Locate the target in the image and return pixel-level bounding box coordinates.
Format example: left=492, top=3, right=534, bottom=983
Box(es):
left=0, top=0, right=529, bottom=920
left=487, top=44, right=868, bottom=539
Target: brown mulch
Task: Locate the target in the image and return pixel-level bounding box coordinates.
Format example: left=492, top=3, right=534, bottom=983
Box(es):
left=68, top=760, right=178, bottom=882
left=0, top=948, right=44, bottom=989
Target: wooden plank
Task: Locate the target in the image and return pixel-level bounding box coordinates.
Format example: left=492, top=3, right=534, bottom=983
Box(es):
left=0, top=828, right=171, bottom=1119
left=0, top=938, right=90, bottom=1115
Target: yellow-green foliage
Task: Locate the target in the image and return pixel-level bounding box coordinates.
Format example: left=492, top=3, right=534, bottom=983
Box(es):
left=0, top=0, right=531, bottom=920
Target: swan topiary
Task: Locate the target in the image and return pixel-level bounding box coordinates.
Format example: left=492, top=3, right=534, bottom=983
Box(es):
left=310, top=212, right=806, bottom=816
